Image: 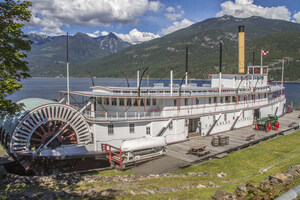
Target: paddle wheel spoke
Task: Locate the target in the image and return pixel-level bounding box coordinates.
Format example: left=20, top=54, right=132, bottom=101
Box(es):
left=29, top=120, right=78, bottom=150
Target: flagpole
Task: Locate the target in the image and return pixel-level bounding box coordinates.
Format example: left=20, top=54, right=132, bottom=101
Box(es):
left=281, top=58, right=284, bottom=88
left=260, top=49, right=263, bottom=66
left=67, top=32, right=70, bottom=105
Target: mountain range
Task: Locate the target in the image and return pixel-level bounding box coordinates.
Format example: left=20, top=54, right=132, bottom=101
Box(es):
left=26, top=15, right=300, bottom=81
left=27, top=32, right=131, bottom=76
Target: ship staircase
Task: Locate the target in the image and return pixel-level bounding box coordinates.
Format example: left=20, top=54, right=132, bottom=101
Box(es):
left=230, top=110, right=243, bottom=130
left=101, top=143, right=166, bottom=169
left=207, top=114, right=222, bottom=135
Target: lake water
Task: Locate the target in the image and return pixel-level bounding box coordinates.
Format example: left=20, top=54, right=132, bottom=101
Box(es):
left=8, top=78, right=300, bottom=107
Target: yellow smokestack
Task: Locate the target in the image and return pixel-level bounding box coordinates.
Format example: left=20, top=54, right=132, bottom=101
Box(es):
left=238, top=25, right=245, bottom=73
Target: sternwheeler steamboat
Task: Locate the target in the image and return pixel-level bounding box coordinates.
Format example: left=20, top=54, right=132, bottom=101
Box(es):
left=0, top=26, right=286, bottom=174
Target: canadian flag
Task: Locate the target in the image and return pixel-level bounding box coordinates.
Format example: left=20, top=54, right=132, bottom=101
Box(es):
left=262, top=50, right=269, bottom=55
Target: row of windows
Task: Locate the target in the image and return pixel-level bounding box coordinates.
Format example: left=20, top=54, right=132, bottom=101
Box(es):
left=112, top=90, right=220, bottom=94
left=108, top=123, right=151, bottom=135
left=97, top=92, right=278, bottom=107
left=97, top=97, right=156, bottom=106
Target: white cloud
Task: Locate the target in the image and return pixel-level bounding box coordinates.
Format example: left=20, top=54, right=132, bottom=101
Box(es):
left=114, top=29, right=160, bottom=44
left=160, top=18, right=194, bottom=35
left=165, top=6, right=184, bottom=21
left=148, top=1, right=163, bottom=12
left=27, top=0, right=163, bottom=35
left=86, top=30, right=101, bottom=38
left=294, top=12, right=300, bottom=23
left=217, top=0, right=291, bottom=21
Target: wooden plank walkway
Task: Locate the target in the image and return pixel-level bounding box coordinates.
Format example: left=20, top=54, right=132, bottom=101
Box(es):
left=166, top=111, right=300, bottom=164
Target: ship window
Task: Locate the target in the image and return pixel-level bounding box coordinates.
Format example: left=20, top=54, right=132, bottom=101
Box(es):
left=232, top=96, right=236, bottom=102
left=146, top=127, right=151, bottom=135
left=105, top=98, right=110, bottom=105
left=112, top=98, right=117, bottom=106
left=196, top=98, right=199, bottom=105
left=209, top=97, right=212, bottom=104
left=169, top=121, right=173, bottom=130
left=254, top=68, right=260, bottom=74
left=249, top=68, right=253, bottom=74
left=108, top=124, right=114, bottom=135
left=214, top=97, right=217, bottom=103
left=129, top=123, right=135, bottom=133
left=97, top=97, right=102, bottom=105
left=264, top=93, right=267, bottom=98
left=123, top=91, right=130, bottom=93
left=174, top=99, right=177, bottom=106
left=140, top=98, right=144, bottom=106
left=127, top=98, right=132, bottom=106
left=119, top=98, right=124, bottom=106
left=263, top=68, right=267, bottom=74
left=146, top=98, right=151, bottom=106
left=224, top=113, right=227, bottom=121
left=185, top=119, right=188, bottom=127
left=225, top=96, right=229, bottom=103
left=152, top=99, right=156, bottom=105
left=220, top=97, right=223, bottom=103
left=185, top=98, right=188, bottom=105
left=133, top=99, right=138, bottom=106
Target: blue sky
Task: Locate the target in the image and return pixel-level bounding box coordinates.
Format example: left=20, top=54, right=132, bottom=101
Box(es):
left=24, top=0, right=300, bottom=44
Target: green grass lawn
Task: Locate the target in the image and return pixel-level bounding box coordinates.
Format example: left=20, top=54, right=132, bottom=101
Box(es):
left=73, top=130, right=300, bottom=200
left=3, top=130, right=300, bottom=200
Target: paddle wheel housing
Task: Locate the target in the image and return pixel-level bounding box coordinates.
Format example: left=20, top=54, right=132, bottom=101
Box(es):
left=0, top=98, right=91, bottom=174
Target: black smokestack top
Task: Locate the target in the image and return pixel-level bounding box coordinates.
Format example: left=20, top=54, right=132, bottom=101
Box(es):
left=238, top=25, right=245, bottom=32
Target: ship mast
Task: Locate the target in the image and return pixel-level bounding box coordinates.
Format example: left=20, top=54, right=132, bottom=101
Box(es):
left=185, top=46, right=188, bottom=85
left=66, top=32, right=70, bottom=105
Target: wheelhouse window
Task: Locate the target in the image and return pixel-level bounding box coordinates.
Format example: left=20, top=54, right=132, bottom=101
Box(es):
left=108, top=124, right=114, bottom=135
left=129, top=123, right=135, bottom=133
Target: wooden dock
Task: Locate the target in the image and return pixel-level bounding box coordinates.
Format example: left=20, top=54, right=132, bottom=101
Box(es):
left=166, top=111, right=300, bottom=164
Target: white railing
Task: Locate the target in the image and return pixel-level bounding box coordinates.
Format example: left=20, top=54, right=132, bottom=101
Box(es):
left=83, top=95, right=285, bottom=122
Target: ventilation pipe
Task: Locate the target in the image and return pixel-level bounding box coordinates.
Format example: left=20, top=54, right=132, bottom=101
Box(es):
left=137, top=70, right=140, bottom=88
left=185, top=46, right=188, bottom=85
left=219, top=42, right=222, bottom=93
left=238, top=25, right=245, bottom=73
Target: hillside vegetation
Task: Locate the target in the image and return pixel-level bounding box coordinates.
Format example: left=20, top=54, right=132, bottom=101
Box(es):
left=28, top=15, right=300, bottom=81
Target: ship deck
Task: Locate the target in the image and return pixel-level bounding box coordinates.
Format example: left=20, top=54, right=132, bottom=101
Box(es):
left=131, top=110, right=300, bottom=174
